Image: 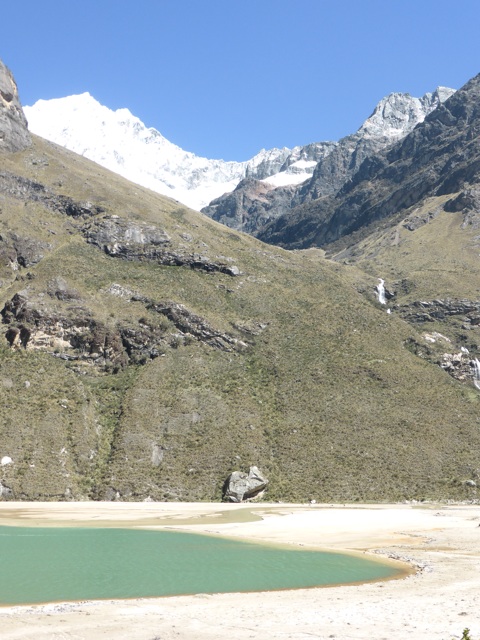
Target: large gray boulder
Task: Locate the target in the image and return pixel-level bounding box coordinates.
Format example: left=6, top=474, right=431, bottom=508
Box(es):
left=0, top=59, right=31, bottom=153
left=223, top=465, right=268, bottom=502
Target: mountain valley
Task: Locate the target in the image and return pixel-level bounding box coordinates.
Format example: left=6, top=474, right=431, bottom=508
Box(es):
left=1, top=60, right=480, bottom=504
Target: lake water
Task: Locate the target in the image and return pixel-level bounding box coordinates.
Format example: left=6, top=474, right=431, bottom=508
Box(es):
left=0, top=525, right=402, bottom=605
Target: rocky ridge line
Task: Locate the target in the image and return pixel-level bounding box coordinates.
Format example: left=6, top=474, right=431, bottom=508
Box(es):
left=202, top=88, right=455, bottom=235
left=258, top=75, right=479, bottom=249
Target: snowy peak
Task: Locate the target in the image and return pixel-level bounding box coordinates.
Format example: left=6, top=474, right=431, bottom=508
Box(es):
left=25, top=93, right=241, bottom=210
left=24, top=94, right=304, bottom=211
left=26, top=92, right=172, bottom=150
left=358, top=87, right=456, bottom=141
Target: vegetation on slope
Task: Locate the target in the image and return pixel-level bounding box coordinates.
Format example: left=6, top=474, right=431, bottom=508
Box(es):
left=0, top=136, right=479, bottom=503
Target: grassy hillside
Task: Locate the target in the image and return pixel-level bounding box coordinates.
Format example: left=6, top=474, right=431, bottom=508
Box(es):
left=330, top=195, right=478, bottom=298
left=1, top=136, right=480, bottom=503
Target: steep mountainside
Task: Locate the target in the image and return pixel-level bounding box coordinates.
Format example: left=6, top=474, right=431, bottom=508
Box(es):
left=202, top=88, right=454, bottom=234
left=258, top=75, right=479, bottom=250
left=24, top=94, right=334, bottom=211
left=1, top=63, right=480, bottom=504
left=255, top=72, right=480, bottom=414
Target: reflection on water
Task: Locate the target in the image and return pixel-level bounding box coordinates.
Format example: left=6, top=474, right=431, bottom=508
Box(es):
left=0, top=525, right=403, bottom=605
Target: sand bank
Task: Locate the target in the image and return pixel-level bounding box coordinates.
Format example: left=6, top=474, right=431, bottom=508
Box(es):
left=0, top=501, right=479, bottom=639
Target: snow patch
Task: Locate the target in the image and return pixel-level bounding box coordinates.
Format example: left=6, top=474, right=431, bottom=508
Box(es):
left=261, top=171, right=312, bottom=188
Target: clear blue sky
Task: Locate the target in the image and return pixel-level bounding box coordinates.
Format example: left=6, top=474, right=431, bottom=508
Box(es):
left=2, top=0, right=479, bottom=160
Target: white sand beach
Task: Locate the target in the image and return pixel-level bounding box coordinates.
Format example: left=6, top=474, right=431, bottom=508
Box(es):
left=0, top=501, right=479, bottom=639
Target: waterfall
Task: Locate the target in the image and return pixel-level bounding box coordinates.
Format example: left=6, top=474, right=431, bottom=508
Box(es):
left=376, top=278, right=386, bottom=305
left=472, top=358, right=480, bottom=390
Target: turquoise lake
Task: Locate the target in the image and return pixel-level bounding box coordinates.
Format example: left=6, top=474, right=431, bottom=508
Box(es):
left=0, top=525, right=402, bottom=605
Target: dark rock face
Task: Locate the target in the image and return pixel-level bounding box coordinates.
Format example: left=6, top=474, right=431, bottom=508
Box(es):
left=295, top=88, right=454, bottom=206
left=202, top=178, right=297, bottom=234
left=0, top=60, right=31, bottom=153
left=0, top=231, right=51, bottom=271
left=258, top=76, right=480, bottom=249
left=202, top=89, right=453, bottom=238
left=137, top=296, right=247, bottom=352
left=445, top=187, right=480, bottom=228
left=223, top=466, right=268, bottom=502
left=202, top=142, right=336, bottom=234
left=1, top=292, right=130, bottom=372
left=395, top=298, right=480, bottom=325
left=0, top=170, right=105, bottom=218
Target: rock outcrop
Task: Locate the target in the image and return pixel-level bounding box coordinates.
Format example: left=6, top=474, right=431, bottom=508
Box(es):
left=398, top=299, right=480, bottom=387
left=85, top=216, right=241, bottom=275
left=1, top=286, right=247, bottom=373
left=395, top=298, right=480, bottom=326
left=444, top=187, right=480, bottom=228
left=202, top=178, right=298, bottom=234
left=223, top=466, right=268, bottom=502
left=0, top=60, right=31, bottom=153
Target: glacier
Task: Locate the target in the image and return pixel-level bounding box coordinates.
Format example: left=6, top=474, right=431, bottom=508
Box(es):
left=24, top=86, right=455, bottom=213
left=24, top=93, right=322, bottom=211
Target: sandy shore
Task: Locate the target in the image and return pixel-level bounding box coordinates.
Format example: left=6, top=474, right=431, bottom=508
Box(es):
left=0, top=501, right=479, bottom=639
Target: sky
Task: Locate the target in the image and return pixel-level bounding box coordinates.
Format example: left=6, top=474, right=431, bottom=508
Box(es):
left=2, top=0, right=480, bottom=161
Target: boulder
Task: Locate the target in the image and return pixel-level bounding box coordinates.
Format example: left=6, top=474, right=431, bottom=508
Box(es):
left=0, top=59, right=31, bottom=153
left=223, top=465, right=268, bottom=502
left=0, top=482, right=13, bottom=499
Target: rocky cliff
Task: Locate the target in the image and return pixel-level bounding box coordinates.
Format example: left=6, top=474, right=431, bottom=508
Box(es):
left=0, top=60, right=31, bottom=153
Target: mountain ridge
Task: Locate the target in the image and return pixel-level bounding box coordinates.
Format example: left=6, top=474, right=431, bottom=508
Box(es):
left=202, top=87, right=455, bottom=234
left=258, top=73, right=480, bottom=250
left=24, top=86, right=454, bottom=218
left=24, top=93, right=333, bottom=211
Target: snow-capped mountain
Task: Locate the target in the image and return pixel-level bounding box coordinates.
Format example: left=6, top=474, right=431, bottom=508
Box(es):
left=24, top=93, right=331, bottom=211
left=357, top=87, right=455, bottom=141
left=24, top=87, right=455, bottom=214
left=201, top=87, right=456, bottom=234
left=297, top=87, right=456, bottom=202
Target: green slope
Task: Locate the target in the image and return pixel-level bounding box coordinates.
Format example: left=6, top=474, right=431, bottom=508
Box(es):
left=0, top=136, right=479, bottom=503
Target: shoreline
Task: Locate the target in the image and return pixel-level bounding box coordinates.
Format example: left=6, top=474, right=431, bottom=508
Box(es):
left=1, top=501, right=479, bottom=639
